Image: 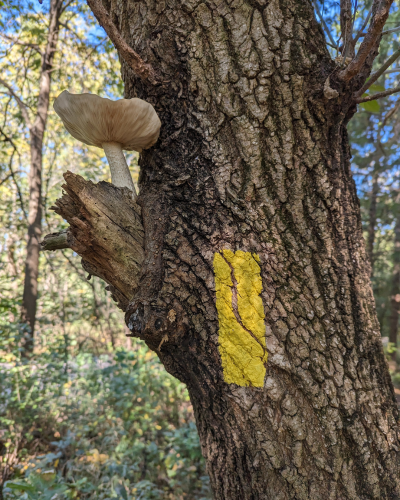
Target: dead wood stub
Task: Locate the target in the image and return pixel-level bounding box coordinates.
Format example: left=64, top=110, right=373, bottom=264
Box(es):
left=41, top=230, right=69, bottom=251
left=50, top=171, right=145, bottom=310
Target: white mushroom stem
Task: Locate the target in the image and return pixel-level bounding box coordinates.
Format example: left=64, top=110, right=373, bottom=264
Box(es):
left=102, top=142, right=137, bottom=197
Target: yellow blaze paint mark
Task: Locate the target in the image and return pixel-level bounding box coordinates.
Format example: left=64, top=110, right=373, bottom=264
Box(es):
left=213, top=250, right=267, bottom=387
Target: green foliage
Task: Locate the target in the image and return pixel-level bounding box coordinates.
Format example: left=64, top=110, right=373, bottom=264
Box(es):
left=0, top=340, right=210, bottom=499
left=358, top=85, right=386, bottom=113
left=359, top=100, right=380, bottom=113
left=391, top=372, right=400, bottom=388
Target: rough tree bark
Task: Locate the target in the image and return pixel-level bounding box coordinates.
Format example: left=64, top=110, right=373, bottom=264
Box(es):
left=48, top=0, right=400, bottom=498
left=20, top=0, right=64, bottom=354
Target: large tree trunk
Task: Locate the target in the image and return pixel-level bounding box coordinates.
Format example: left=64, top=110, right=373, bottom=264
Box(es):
left=21, top=0, right=63, bottom=354
left=51, top=0, right=400, bottom=497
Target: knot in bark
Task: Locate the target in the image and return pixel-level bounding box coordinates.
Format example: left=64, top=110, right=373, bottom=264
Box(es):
left=126, top=300, right=187, bottom=353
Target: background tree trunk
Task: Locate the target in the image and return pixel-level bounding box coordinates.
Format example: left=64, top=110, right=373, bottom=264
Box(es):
left=389, top=199, right=400, bottom=365
left=367, top=170, right=379, bottom=276
left=70, top=1, right=400, bottom=498
left=21, top=0, right=63, bottom=354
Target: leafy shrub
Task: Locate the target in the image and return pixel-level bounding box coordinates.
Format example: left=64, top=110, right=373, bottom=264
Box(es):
left=0, top=344, right=210, bottom=499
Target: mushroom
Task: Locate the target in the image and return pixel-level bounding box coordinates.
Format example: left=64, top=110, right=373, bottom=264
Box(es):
left=53, top=90, right=161, bottom=196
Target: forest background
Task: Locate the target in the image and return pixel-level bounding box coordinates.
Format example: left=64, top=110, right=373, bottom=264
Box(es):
left=0, top=0, right=399, bottom=499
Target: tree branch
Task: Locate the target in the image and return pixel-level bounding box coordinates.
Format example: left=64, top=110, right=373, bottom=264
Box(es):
left=312, top=0, right=337, bottom=48
left=357, top=26, right=400, bottom=37
left=59, top=20, right=85, bottom=43
left=32, top=0, right=64, bottom=133
left=0, top=78, right=32, bottom=129
left=382, top=99, right=400, bottom=127
left=0, top=34, right=43, bottom=56
left=41, top=230, right=69, bottom=251
left=60, top=0, right=75, bottom=15
left=86, top=0, right=158, bottom=84
left=382, top=26, right=400, bottom=35
left=355, top=47, right=400, bottom=96
left=341, top=0, right=354, bottom=59
left=339, top=0, right=394, bottom=82
left=0, top=172, right=20, bottom=188
left=353, top=6, right=373, bottom=45
left=0, top=129, right=28, bottom=220
left=356, top=85, right=400, bottom=103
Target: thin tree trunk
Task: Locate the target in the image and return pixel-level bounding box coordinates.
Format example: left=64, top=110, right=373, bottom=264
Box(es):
left=21, top=0, right=63, bottom=355
left=56, top=0, right=400, bottom=497
left=389, top=200, right=400, bottom=364
left=367, top=171, right=379, bottom=276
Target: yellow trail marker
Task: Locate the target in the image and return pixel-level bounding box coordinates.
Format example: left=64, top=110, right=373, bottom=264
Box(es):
left=213, top=250, right=267, bottom=387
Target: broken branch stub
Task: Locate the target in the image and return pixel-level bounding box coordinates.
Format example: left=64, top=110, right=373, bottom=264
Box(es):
left=50, top=171, right=145, bottom=309
left=41, top=230, right=69, bottom=251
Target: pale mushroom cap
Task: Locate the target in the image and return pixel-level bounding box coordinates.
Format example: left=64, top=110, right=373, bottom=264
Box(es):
left=53, top=90, right=161, bottom=152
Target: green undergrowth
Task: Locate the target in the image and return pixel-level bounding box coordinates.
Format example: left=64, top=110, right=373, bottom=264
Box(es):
left=0, top=338, right=210, bottom=500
